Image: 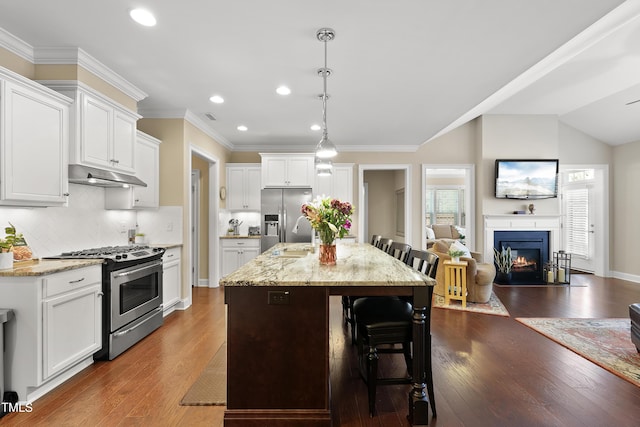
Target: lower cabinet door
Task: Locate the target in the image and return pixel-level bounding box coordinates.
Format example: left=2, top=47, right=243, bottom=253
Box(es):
left=43, top=284, right=102, bottom=379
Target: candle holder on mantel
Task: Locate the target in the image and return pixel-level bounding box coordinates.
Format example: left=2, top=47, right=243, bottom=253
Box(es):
left=553, top=251, right=571, bottom=284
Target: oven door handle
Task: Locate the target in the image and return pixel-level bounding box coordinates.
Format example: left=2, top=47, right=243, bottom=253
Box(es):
left=113, top=262, right=160, bottom=279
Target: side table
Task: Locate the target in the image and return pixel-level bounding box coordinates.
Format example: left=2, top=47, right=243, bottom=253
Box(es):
left=444, top=260, right=468, bottom=308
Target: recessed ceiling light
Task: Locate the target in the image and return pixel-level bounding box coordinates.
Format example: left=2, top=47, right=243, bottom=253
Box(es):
left=237, top=125, right=248, bottom=131
left=310, top=124, right=321, bottom=131
left=129, top=9, right=157, bottom=27
left=209, top=95, right=224, bottom=104
left=276, top=86, right=291, bottom=96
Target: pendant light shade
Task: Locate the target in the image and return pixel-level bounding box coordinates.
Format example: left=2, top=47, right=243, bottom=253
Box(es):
left=315, top=28, right=337, bottom=168
left=315, top=156, right=333, bottom=176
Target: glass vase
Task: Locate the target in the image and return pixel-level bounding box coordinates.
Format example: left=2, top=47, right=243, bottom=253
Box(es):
left=319, top=244, right=337, bottom=266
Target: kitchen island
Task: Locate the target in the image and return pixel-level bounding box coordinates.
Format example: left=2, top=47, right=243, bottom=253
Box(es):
left=221, top=242, right=436, bottom=426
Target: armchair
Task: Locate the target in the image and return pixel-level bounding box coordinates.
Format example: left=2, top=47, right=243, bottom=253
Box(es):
left=428, top=239, right=496, bottom=303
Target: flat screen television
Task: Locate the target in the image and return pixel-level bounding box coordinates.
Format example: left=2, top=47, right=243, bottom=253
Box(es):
left=495, top=159, right=559, bottom=199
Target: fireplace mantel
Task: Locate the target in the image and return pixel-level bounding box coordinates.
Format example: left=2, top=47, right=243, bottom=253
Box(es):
left=484, top=215, right=560, bottom=263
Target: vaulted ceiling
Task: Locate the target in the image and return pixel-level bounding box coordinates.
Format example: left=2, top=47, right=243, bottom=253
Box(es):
left=1, top=0, right=638, bottom=151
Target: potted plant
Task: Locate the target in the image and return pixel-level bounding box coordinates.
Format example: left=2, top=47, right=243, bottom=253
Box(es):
left=448, top=248, right=466, bottom=263
left=4, top=222, right=32, bottom=262
left=493, top=245, right=513, bottom=284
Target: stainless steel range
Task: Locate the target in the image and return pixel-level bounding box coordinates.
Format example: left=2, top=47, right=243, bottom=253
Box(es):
left=46, top=245, right=165, bottom=360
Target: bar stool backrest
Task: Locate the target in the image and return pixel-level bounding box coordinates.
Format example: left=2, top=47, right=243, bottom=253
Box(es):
left=388, top=242, right=412, bottom=264
left=408, top=249, right=439, bottom=279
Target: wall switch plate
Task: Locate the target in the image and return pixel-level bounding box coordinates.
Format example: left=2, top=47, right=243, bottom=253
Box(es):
left=268, top=291, right=290, bottom=305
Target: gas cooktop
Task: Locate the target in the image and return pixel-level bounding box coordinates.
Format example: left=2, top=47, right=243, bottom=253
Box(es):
left=46, top=245, right=165, bottom=262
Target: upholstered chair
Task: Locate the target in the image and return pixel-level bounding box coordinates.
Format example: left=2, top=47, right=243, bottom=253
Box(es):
left=428, top=239, right=496, bottom=303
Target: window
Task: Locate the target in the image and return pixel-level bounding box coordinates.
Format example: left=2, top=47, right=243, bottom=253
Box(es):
left=425, top=187, right=465, bottom=226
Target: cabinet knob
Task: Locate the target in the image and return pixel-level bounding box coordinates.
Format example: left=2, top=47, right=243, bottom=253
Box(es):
left=63, top=193, right=70, bottom=197
left=98, top=291, right=104, bottom=297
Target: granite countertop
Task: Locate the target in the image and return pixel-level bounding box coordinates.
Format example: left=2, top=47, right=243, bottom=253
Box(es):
left=220, top=242, right=434, bottom=288
left=220, top=235, right=261, bottom=239
left=0, top=259, right=104, bottom=277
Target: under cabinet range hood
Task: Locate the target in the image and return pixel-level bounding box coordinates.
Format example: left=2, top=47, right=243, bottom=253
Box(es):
left=68, top=164, right=147, bottom=188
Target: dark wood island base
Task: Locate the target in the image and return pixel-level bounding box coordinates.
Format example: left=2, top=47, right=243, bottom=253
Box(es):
left=222, top=243, right=436, bottom=427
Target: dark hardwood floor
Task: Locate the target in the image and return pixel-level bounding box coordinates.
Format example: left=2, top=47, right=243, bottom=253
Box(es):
left=2, top=274, right=640, bottom=426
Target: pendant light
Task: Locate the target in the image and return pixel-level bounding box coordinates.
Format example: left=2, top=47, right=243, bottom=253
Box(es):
left=315, top=28, right=337, bottom=168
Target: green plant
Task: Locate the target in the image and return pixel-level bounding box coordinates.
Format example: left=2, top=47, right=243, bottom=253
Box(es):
left=448, top=248, right=466, bottom=258
left=493, top=246, right=513, bottom=273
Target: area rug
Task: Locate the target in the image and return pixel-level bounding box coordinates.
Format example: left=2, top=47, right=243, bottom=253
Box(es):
left=516, top=318, right=640, bottom=388
left=180, top=343, right=226, bottom=406
left=432, top=291, right=509, bottom=317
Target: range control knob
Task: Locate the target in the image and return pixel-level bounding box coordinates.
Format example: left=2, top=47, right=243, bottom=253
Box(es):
left=122, top=254, right=128, bottom=259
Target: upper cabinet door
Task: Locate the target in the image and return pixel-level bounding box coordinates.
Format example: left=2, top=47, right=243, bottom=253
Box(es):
left=0, top=78, right=70, bottom=206
left=262, top=157, right=288, bottom=187
left=112, top=110, right=137, bottom=173
left=81, top=94, right=112, bottom=168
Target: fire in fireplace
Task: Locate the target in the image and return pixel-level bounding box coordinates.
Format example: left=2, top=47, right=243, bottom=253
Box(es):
left=494, top=231, right=549, bottom=285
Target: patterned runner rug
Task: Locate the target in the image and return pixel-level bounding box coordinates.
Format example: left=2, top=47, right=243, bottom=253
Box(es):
left=432, top=291, right=509, bottom=317
left=516, top=318, right=640, bottom=387
left=180, top=343, right=226, bottom=406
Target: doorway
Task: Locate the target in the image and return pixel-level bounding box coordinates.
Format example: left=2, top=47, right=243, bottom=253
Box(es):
left=189, top=146, right=221, bottom=298
left=559, top=165, right=609, bottom=276
left=422, top=165, right=475, bottom=251
left=358, top=165, right=412, bottom=245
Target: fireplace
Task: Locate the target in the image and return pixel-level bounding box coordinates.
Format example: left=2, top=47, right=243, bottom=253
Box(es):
left=494, top=231, right=549, bottom=285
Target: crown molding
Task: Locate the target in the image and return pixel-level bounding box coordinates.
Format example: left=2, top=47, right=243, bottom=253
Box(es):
left=138, top=108, right=234, bottom=150
left=33, top=46, right=147, bottom=101
left=0, top=27, right=35, bottom=62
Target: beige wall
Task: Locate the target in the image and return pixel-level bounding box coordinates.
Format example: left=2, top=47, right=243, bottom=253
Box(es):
left=364, top=170, right=397, bottom=240
left=612, top=140, right=640, bottom=276
left=0, top=47, right=34, bottom=77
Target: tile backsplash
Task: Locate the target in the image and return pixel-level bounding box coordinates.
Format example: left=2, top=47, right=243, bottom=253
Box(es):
left=0, top=184, right=182, bottom=258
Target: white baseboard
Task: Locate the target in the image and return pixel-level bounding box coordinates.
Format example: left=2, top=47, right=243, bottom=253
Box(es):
left=612, top=270, right=640, bottom=284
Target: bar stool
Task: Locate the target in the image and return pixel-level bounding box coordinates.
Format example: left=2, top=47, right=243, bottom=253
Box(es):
left=444, top=260, right=468, bottom=308
left=353, top=247, right=438, bottom=417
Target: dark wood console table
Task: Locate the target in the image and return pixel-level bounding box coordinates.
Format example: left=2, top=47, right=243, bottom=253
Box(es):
left=221, top=243, right=436, bottom=426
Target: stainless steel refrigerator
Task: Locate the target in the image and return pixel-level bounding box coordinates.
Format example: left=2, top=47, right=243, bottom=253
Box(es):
left=261, top=188, right=313, bottom=252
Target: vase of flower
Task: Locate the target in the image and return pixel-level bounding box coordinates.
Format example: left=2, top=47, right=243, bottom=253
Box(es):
left=301, top=196, right=354, bottom=266
left=319, top=243, right=337, bottom=265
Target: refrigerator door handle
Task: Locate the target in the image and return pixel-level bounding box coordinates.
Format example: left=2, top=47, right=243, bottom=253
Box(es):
left=278, top=208, right=283, bottom=242
left=282, top=208, right=287, bottom=243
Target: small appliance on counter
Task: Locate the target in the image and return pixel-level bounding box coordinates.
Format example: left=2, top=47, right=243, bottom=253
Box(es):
left=229, top=219, right=243, bottom=236
left=248, top=226, right=261, bottom=236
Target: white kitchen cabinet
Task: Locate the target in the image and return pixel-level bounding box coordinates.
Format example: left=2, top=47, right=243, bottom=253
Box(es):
left=0, top=264, right=103, bottom=402
left=226, top=164, right=261, bottom=210
left=0, top=68, right=71, bottom=207
left=314, top=163, right=354, bottom=203
left=260, top=154, right=314, bottom=188
left=162, top=246, right=181, bottom=316
left=105, top=131, right=161, bottom=209
left=44, top=82, right=140, bottom=174
left=220, top=238, right=261, bottom=277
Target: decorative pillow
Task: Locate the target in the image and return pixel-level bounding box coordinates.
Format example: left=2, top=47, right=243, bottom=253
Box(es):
left=449, top=240, right=471, bottom=258
left=426, top=227, right=436, bottom=240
